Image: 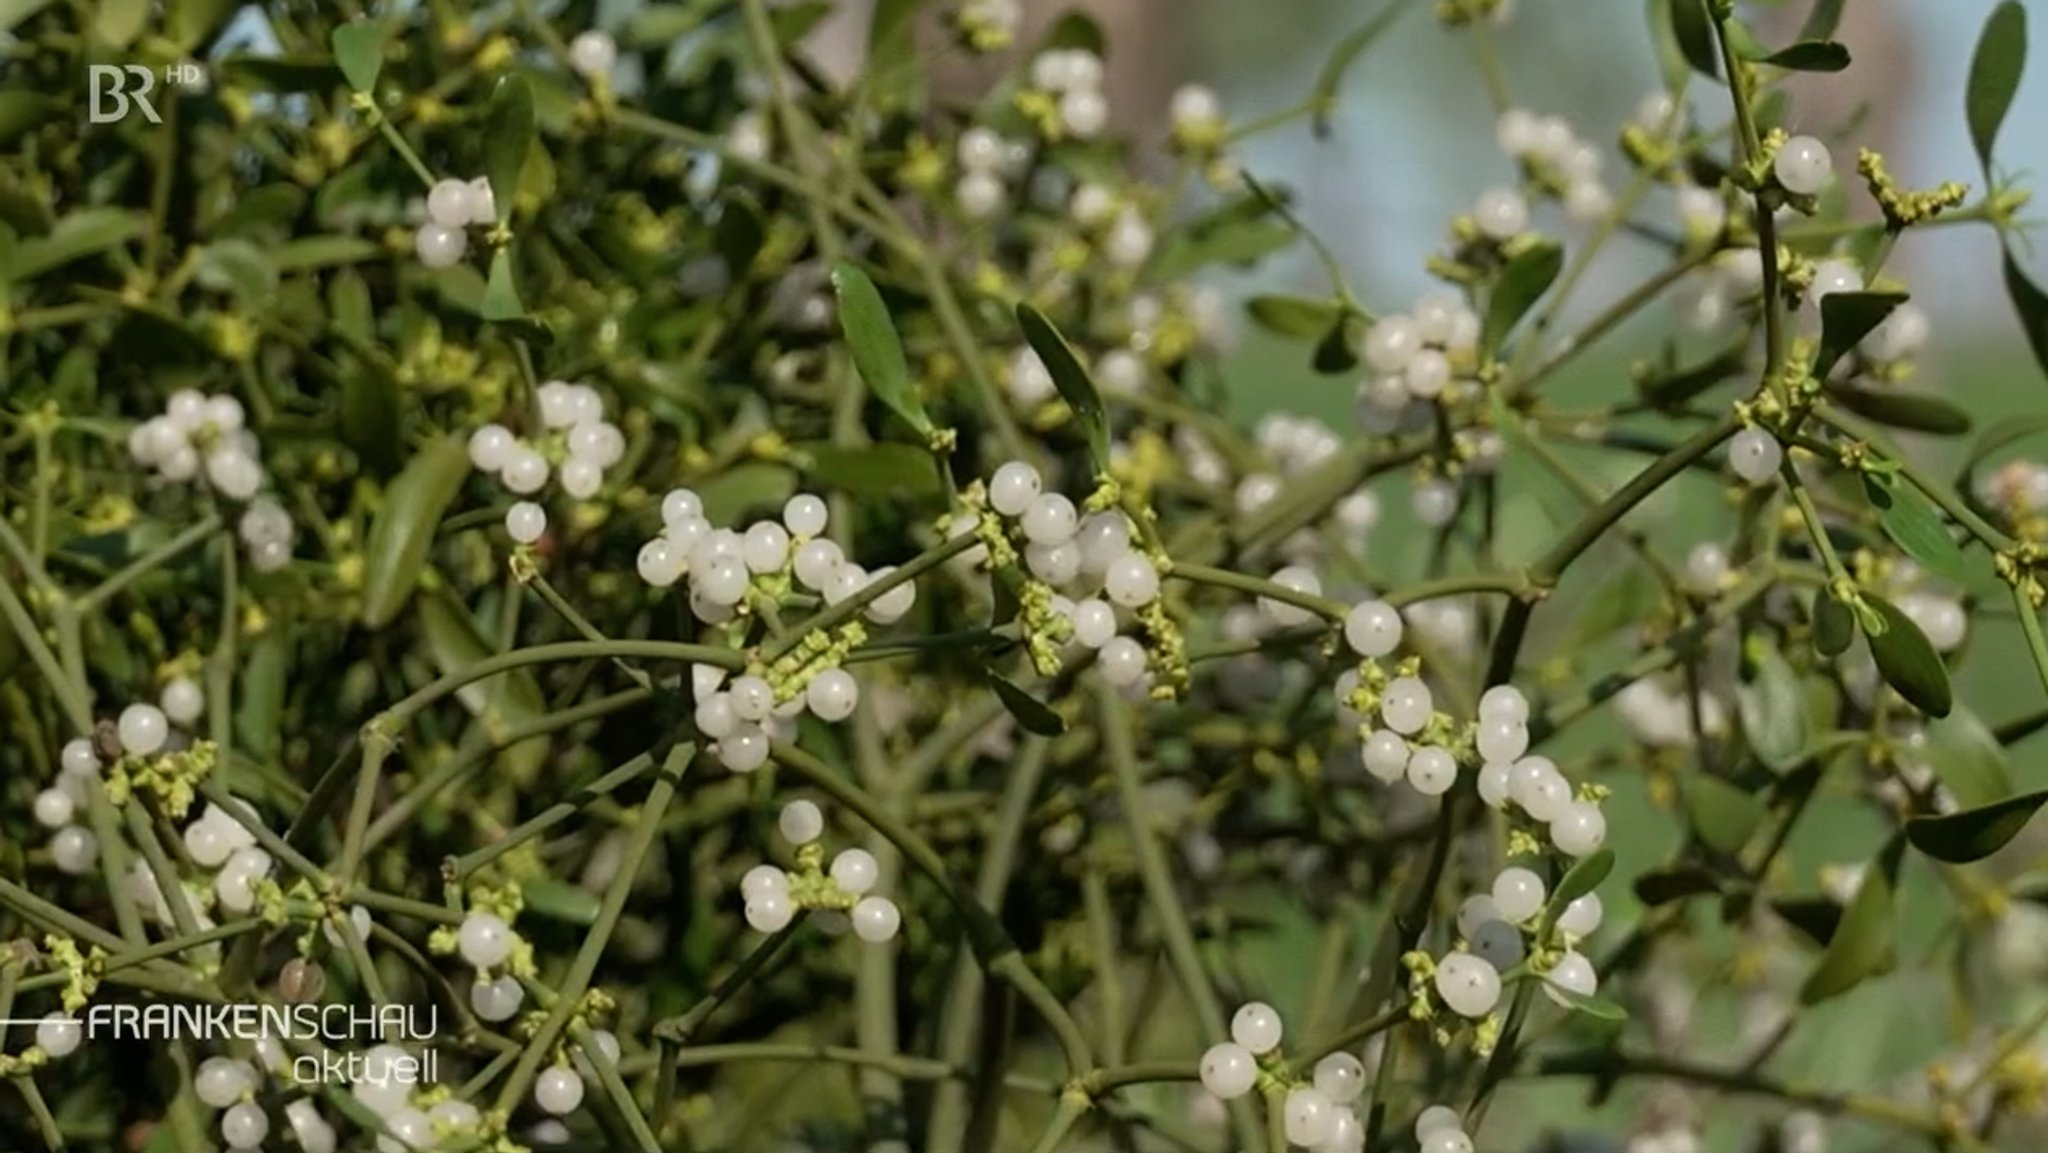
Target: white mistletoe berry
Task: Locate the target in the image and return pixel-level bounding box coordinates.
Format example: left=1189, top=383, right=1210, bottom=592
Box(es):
left=1773, top=135, right=1832, bottom=196
left=534, top=1065, right=586, bottom=1114
left=1728, top=427, right=1784, bottom=485
left=1434, top=951, right=1502, bottom=1017
left=1199, top=1041, right=1258, bottom=1099
left=1229, top=1001, right=1283, bottom=1054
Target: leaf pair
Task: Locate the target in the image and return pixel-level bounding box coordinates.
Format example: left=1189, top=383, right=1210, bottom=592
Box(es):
left=1964, top=3, right=2048, bottom=387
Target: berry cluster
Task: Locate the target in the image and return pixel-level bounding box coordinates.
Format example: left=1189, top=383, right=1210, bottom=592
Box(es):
left=1356, top=291, right=1484, bottom=435
left=984, top=459, right=1165, bottom=687
left=413, top=176, right=497, bottom=269
left=236, top=496, right=298, bottom=573
left=739, top=800, right=903, bottom=942
left=1198, top=1002, right=1371, bottom=1151
left=472, top=380, right=627, bottom=543
left=1025, top=48, right=1108, bottom=140
left=127, top=389, right=266, bottom=500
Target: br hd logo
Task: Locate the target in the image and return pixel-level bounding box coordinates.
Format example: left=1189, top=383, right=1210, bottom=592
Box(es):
left=88, top=62, right=203, bottom=124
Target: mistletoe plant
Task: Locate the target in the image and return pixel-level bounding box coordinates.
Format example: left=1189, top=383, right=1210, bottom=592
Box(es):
left=4, top=0, right=2048, bottom=1152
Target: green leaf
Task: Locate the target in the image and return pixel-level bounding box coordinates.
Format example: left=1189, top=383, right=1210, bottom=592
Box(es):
left=1907, top=790, right=2048, bottom=863
left=1634, top=865, right=1724, bottom=906
left=1149, top=208, right=1293, bottom=282
left=6, top=209, right=145, bottom=281
left=1481, top=240, right=1563, bottom=360
left=1685, top=774, right=1766, bottom=855
left=984, top=668, right=1065, bottom=736
left=341, top=360, right=404, bottom=478
left=417, top=587, right=548, bottom=780
left=330, top=20, right=385, bottom=92
left=1967, top=1, right=2027, bottom=176
left=484, top=75, right=535, bottom=226
left=0, top=0, right=59, bottom=34
left=1737, top=639, right=1808, bottom=772
left=715, top=194, right=766, bottom=277
left=1246, top=294, right=1343, bottom=339
left=1543, top=849, right=1614, bottom=927
left=1669, top=0, right=1721, bottom=79
left=96, top=0, right=148, bottom=47
left=1813, top=291, right=1905, bottom=380
left=1958, top=414, right=2048, bottom=504
left=1016, top=303, right=1111, bottom=474
left=863, top=0, right=925, bottom=110
left=1310, top=315, right=1362, bottom=376
left=1309, top=1, right=1406, bottom=137
left=623, top=4, right=709, bottom=48
left=0, top=91, right=64, bottom=144
left=195, top=239, right=279, bottom=302
left=696, top=463, right=799, bottom=526
left=1866, top=595, right=1953, bottom=717
left=831, top=262, right=935, bottom=439
left=523, top=879, right=603, bottom=925
left=1812, top=590, right=1855, bottom=657
left=2004, top=251, right=2048, bottom=387
left=215, top=54, right=345, bottom=92
left=1636, top=340, right=1749, bottom=408
left=482, top=248, right=525, bottom=321
left=1799, top=0, right=1847, bottom=41
left=1039, top=10, right=1104, bottom=53
left=273, top=235, right=380, bottom=272
left=168, top=0, right=240, bottom=50
left=1646, top=0, right=1687, bottom=94
left=1545, top=985, right=1630, bottom=1021
left=1864, top=474, right=1970, bottom=584
left=1773, top=896, right=1843, bottom=948
left=1567, top=566, right=1660, bottom=650
left=795, top=442, right=943, bottom=499
left=1760, top=40, right=1849, bottom=72
left=329, top=268, right=372, bottom=341
left=769, top=1, right=834, bottom=43
left=234, top=628, right=289, bottom=761
left=359, top=438, right=471, bottom=629
left=1923, top=708, right=2017, bottom=810
left=1825, top=384, right=1972, bottom=437
left=1798, top=856, right=1895, bottom=1003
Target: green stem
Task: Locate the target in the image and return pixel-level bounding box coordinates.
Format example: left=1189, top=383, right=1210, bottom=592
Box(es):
left=767, top=532, right=978, bottom=663
left=527, top=574, right=654, bottom=690
left=75, top=514, right=222, bottom=613
left=1486, top=413, right=1740, bottom=686
left=1027, top=1093, right=1091, bottom=1153
left=367, top=687, right=651, bottom=850
left=2015, top=582, right=2048, bottom=704
left=1080, top=872, right=1128, bottom=1067
left=1289, top=1004, right=1408, bottom=1074
left=11, top=1076, right=64, bottom=1151
left=448, top=751, right=660, bottom=879
left=369, top=107, right=437, bottom=189
left=1810, top=407, right=2014, bottom=551
left=1514, top=251, right=1714, bottom=398
left=568, top=1018, right=662, bottom=1153
left=771, top=740, right=1095, bottom=1078
left=371, top=640, right=743, bottom=735
left=1711, top=12, right=1787, bottom=379
left=1169, top=561, right=1350, bottom=622
left=926, top=738, right=1050, bottom=1153
left=0, top=574, right=94, bottom=732
left=492, top=742, right=696, bottom=1116
left=1531, top=1048, right=1971, bottom=1144
left=1094, top=683, right=1265, bottom=1153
